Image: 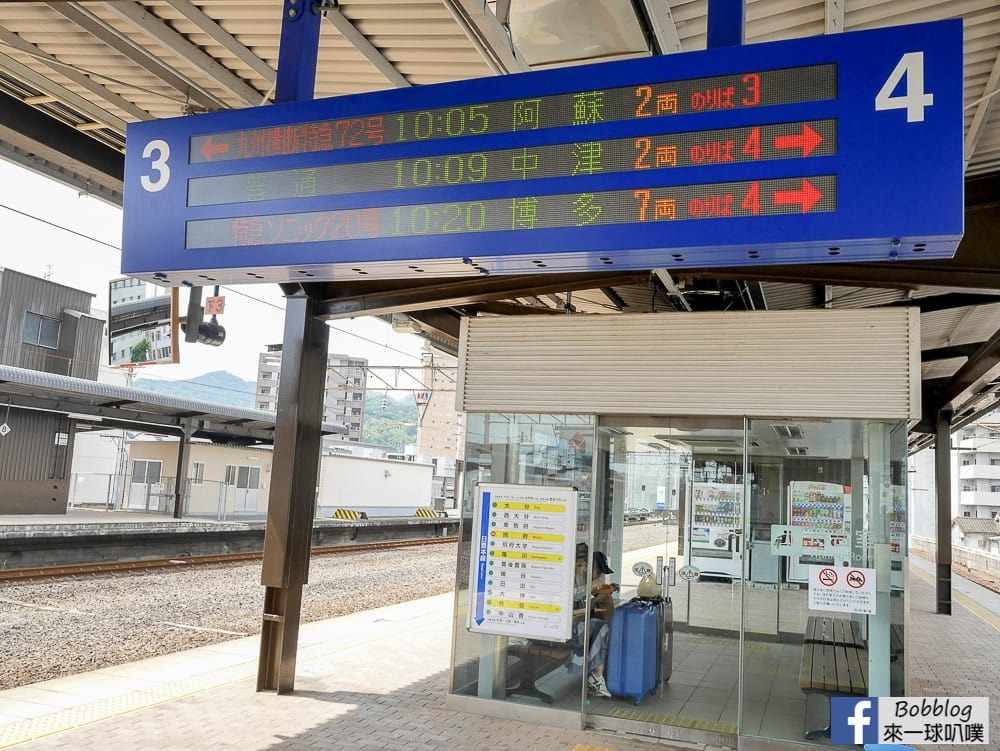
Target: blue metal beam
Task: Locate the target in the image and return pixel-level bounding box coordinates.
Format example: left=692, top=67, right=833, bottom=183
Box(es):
left=274, top=0, right=323, bottom=103
left=707, top=0, right=745, bottom=48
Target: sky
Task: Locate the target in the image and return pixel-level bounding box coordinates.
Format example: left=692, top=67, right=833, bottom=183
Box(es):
left=0, top=158, right=426, bottom=390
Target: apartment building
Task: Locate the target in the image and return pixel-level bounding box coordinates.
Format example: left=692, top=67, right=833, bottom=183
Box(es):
left=957, top=419, right=1000, bottom=520
left=416, top=345, right=463, bottom=462
left=255, top=344, right=367, bottom=444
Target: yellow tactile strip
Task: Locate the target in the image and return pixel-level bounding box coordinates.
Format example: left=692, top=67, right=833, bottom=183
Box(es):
left=0, top=662, right=256, bottom=749
left=610, top=707, right=737, bottom=734
left=909, top=563, right=1000, bottom=633
left=683, top=633, right=769, bottom=650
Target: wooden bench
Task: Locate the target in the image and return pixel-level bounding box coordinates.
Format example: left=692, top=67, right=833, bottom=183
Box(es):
left=799, top=641, right=868, bottom=739
left=807, top=615, right=904, bottom=658
left=506, top=642, right=573, bottom=704
left=804, top=616, right=865, bottom=649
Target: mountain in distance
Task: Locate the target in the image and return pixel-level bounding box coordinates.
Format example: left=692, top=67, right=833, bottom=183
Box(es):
left=132, top=372, right=419, bottom=450
left=134, top=370, right=256, bottom=408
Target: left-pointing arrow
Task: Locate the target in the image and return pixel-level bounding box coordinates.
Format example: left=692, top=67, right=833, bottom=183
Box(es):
left=200, top=137, right=230, bottom=162
left=773, top=179, right=822, bottom=213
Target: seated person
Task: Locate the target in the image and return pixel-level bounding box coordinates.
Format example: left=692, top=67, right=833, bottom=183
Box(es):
left=570, top=546, right=618, bottom=698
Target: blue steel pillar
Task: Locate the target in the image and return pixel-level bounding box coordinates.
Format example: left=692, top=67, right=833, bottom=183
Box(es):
left=257, top=0, right=328, bottom=694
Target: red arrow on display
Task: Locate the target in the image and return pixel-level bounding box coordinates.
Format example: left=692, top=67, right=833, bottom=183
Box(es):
left=199, top=137, right=230, bottom=162
left=773, top=179, right=823, bottom=213
left=774, top=124, right=823, bottom=157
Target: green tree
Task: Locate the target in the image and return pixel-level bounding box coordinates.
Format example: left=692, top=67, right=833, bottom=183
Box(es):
left=130, top=338, right=152, bottom=363
left=362, top=391, right=417, bottom=452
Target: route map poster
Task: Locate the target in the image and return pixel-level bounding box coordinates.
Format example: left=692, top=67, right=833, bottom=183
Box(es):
left=468, top=483, right=578, bottom=641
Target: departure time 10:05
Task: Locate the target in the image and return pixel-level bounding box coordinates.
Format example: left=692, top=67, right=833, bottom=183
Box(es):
left=395, top=105, right=489, bottom=141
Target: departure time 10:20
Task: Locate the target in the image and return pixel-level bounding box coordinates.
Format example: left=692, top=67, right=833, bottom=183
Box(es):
left=391, top=201, right=489, bottom=235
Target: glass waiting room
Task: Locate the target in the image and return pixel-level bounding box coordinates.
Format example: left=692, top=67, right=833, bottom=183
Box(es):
left=447, top=412, right=908, bottom=748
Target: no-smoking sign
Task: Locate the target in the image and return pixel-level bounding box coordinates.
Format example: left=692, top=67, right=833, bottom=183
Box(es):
left=808, top=565, right=876, bottom=615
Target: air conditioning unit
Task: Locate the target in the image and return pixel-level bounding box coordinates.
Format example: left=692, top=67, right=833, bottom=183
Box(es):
left=391, top=313, right=422, bottom=335
left=772, top=424, right=805, bottom=439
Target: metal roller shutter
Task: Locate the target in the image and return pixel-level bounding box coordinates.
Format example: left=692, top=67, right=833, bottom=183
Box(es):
left=457, top=309, right=919, bottom=420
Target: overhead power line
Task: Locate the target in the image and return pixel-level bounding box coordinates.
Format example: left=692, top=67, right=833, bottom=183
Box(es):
left=0, top=202, right=424, bottom=361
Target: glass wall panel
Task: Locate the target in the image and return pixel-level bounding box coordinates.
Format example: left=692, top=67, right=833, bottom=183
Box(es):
left=743, top=418, right=907, bottom=745
left=451, top=414, right=596, bottom=711
left=585, top=418, right=742, bottom=747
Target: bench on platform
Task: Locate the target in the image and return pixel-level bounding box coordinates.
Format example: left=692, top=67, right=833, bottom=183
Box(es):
left=806, top=615, right=904, bottom=656
left=799, top=640, right=868, bottom=739
left=506, top=642, right=573, bottom=704
left=804, top=616, right=865, bottom=649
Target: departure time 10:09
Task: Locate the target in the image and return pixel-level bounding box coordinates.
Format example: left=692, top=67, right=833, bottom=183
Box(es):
left=395, top=153, right=488, bottom=188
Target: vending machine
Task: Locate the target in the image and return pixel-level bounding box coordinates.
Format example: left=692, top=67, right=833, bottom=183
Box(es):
left=890, top=484, right=906, bottom=590
left=785, top=480, right=852, bottom=583
left=688, top=481, right=743, bottom=578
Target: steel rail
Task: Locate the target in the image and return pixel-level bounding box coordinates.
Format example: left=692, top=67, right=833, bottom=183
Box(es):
left=0, top=536, right=459, bottom=582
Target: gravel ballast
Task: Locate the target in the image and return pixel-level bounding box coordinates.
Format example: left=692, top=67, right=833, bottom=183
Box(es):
left=1, top=522, right=670, bottom=690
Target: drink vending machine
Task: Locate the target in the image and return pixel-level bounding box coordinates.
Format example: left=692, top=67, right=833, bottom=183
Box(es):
left=785, top=480, right=852, bottom=583
left=688, top=481, right=743, bottom=578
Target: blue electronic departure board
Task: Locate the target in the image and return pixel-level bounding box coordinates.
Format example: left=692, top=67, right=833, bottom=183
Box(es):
left=121, top=20, right=963, bottom=286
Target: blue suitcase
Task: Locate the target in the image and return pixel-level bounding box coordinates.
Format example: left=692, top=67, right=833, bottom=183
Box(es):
left=606, top=600, right=658, bottom=704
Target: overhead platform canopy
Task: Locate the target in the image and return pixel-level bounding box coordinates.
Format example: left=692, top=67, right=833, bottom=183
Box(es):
left=1, top=0, right=1000, bottom=452
left=0, top=364, right=346, bottom=444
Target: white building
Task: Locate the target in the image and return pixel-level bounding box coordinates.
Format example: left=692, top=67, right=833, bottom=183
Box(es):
left=415, top=345, right=464, bottom=505
left=256, top=344, right=367, bottom=445
left=416, top=345, right=463, bottom=461
left=910, top=412, right=1000, bottom=541
left=122, top=439, right=434, bottom=518
left=951, top=516, right=1000, bottom=551
left=956, top=419, right=1000, bottom=520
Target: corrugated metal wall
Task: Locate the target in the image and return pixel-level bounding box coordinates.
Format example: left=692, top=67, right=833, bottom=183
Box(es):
left=0, top=268, right=98, bottom=378
left=458, top=310, right=919, bottom=420
left=70, top=315, right=104, bottom=379
left=0, top=408, right=71, bottom=482
left=0, top=407, right=73, bottom=513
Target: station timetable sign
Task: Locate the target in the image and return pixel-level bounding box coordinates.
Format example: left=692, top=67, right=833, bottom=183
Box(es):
left=121, top=20, right=963, bottom=286
left=468, top=483, right=578, bottom=641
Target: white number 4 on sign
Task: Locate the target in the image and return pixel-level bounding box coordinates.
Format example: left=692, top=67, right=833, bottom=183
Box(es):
left=875, top=52, right=934, bottom=123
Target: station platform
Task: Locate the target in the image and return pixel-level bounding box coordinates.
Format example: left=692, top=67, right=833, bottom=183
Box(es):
left=0, top=508, right=458, bottom=570
left=1, top=557, right=998, bottom=750
left=0, top=508, right=204, bottom=526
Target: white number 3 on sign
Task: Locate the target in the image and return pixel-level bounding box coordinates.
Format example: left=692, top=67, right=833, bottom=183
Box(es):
left=875, top=51, right=934, bottom=123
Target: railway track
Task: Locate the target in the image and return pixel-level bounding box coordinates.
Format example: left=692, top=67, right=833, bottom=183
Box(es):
left=1, top=518, right=663, bottom=583
left=0, top=535, right=459, bottom=582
